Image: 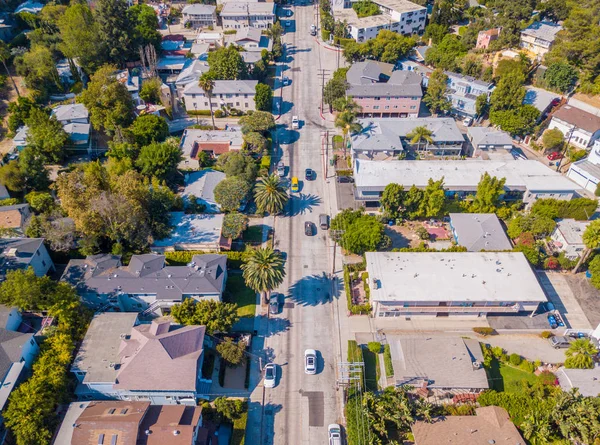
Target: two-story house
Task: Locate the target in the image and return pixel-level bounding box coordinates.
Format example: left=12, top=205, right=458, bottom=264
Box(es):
left=182, top=79, right=258, bottom=113
left=520, top=21, right=562, bottom=59
left=445, top=72, right=494, bottom=118
left=568, top=140, right=600, bottom=193
left=71, top=315, right=209, bottom=405
left=179, top=126, right=243, bottom=167
left=550, top=219, right=591, bottom=260
left=0, top=238, right=54, bottom=279
left=336, top=0, right=426, bottom=42
left=476, top=28, right=501, bottom=50
left=0, top=204, right=31, bottom=234
left=548, top=100, right=600, bottom=150
left=51, top=103, right=91, bottom=146
left=61, top=253, right=227, bottom=315
left=346, top=61, right=423, bottom=118
left=182, top=4, right=217, bottom=29
left=220, top=2, right=276, bottom=30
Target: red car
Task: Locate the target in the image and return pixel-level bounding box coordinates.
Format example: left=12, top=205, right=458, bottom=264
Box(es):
left=547, top=152, right=563, bottom=161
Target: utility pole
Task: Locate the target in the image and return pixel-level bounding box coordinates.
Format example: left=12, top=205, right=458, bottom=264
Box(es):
left=556, top=126, right=574, bottom=172
left=317, top=69, right=330, bottom=116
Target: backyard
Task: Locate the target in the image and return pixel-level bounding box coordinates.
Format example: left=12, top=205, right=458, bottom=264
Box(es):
left=385, top=220, right=453, bottom=250
left=224, top=274, right=256, bottom=318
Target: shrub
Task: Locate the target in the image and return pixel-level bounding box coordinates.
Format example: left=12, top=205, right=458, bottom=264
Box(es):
left=509, top=353, right=522, bottom=366
left=531, top=198, right=597, bottom=221
left=491, top=346, right=504, bottom=359
left=519, top=359, right=535, bottom=373
left=538, top=370, right=557, bottom=385
left=544, top=256, right=560, bottom=270
left=442, top=404, right=476, bottom=416
left=214, top=109, right=225, bottom=118
left=164, top=250, right=244, bottom=268
left=368, top=341, right=381, bottom=354
left=188, top=109, right=212, bottom=116
left=260, top=155, right=271, bottom=170
left=383, top=344, right=393, bottom=376
left=540, top=331, right=553, bottom=339
left=473, top=327, right=496, bottom=336
left=416, top=226, right=430, bottom=240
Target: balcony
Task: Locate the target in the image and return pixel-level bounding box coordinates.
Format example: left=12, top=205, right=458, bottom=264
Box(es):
left=377, top=304, right=523, bottom=314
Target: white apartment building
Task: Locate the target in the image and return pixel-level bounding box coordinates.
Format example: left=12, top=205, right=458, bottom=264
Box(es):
left=182, top=4, right=217, bottom=29
left=183, top=80, right=258, bottom=113
left=220, top=2, right=276, bottom=30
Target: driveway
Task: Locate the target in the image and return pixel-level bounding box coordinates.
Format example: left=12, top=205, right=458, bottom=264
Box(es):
left=335, top=181, right=358, bottom=211
left=536, top=271, right=592, bottom=330
left=482, top=333, right=567, bottom=364
left=563, top=274, right=600, bottom=328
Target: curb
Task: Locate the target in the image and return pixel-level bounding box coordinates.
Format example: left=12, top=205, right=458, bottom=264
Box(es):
left=313, top=37, right=344, bottom=52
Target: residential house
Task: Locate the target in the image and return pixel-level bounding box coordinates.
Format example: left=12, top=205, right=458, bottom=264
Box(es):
left=0, top=305, right=39, bottom=442
left=51, top=103, right=91, bottom=146
left=548, top=101, right=600, bottom=150
left=350, top=118, right=464, bottom=158
left=228, top=27, right=273, bottom=53
left=412, top=406, right=525, bottom=445
left=467, top=127, right=513, bottom=153
left=390, top=336, right=489, bottom=393
left=345, top=62, right=423, bottom=118
left=335, top=0, right=426, bottom=42
left=182, top=4, right=217, bottom=29
left=56, top=59, right=82, bottom=86
left=183, top=80, right=258, bottom=114
left=445, top=71, right=494, bottom=118
left=179, top=127, right=243, bottom=168
left=196, top=32, right=224, bottom=49
left=71, top=315, right=210, bottom=405
left=220, top=2, right=276, bottom=30
left=182, top=170, right=227, bottom=213
left=520, top=21, right=562, bottom=59
left=476, top=27, right=501, bottom=50
left=550, top=219, right=591, bottom=260
left=0, top=238, right=54, bottom=278
left=366, top=251, right=548, bottom=318
left=14, top=1, right=43, bottom=14
left=409, top=45, right=430, bottom=63
left=174, top=60, right=210, bottom=99
left=395, top=59, right=433, bottom=87
left=0, top=204, right=31, bottom=234
left=353, top=159, right=581, bottom=207
left=152, top=213, right=225, bottom=252
left=449, top=213, right=512, bottom=252
left=523, top=86, right=560, bottom=120
left=61, top=253, right=227, bottom=314
left=116, top=69, right=141, bottom=104
left=567, top=140, right=600, bottom=193
left=11, top=126, right=28, bottom=151
left=53, top=400, right=205, bottom=445
left=557, top=366, right=600, bottom=397
left=157, top=56, right=189, bottom=75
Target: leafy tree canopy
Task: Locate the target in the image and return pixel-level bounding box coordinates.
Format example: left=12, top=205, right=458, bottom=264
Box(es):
left=171, top=298, right=240, bottom=334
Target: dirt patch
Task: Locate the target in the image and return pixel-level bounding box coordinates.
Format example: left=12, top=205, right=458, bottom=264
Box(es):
left=385, top=221, right=451, bottom=249
left=563, top=273, right=600, bottom=327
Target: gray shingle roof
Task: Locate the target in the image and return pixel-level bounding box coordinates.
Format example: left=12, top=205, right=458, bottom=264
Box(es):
left=0, top=329, right=33, bottom=382
left=467, top=127, right=513, bottom=148
left=449, top=213, right=512, bottom=251
left=51, top=103, right=89, bottom=122
left=521, top=21, right=562, bottom=43
left=183, top=169, right=226, bottom=204
left=346, top=61, right=395, bottom=85
left=182, top=3, right=216, bottom=14
left=0, top=238, right=45, bottom=276
left=61, top=253, right=227, bottom=299
left=347, top=71, right=423, bottom=97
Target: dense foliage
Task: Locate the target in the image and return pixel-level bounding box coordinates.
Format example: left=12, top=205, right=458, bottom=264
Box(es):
left=171, top=299, right=240, bottom=334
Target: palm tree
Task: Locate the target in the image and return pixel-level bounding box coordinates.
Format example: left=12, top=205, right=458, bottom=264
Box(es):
left=565, top=339, right=598, bottom=369
left=241, top=247, right=285, bottom=304
left=573, top=219, right=600, bottom=273
left=406, top=126, right=434, bottom=152
left=198, top=74, right=216, bottom=130
left=521, top=414, right=552, bottom=445
left=254, top=174, right=288, bottom=215
left=0, top=41, right=19, bottom=98
left=335, top=109, right=362, bottom=156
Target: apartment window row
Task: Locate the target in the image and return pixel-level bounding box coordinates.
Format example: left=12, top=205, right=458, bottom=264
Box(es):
left=191, top=93, right=250, bottom=99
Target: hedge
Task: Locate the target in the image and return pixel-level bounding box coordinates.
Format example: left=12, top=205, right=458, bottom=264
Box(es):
left=230, top=406, right=248, bottom=445
left=473, top=327, right=496, bottom=336
left=260, top=155, right=271, bottom=170
left=531, top=198, right=597, bottom=221
left=383, top=344, right=393, bottom=377
left=344, top=265, right=370, bottom=315
left=164, top=250, right=245, bottom=268
left=336, top=169, right=353, bottom=176
left=188, top=110, right=212, bottom=116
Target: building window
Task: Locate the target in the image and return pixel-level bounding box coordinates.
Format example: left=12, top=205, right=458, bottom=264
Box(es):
left=374, top=97, right=380, bottom=101
left=373, top=106, right=379, bottom=110
left=42, top=260, right=46, bottom=267
left=384, top=105, right=389, bottom=109
left=410, top=106, right=416, bottom=110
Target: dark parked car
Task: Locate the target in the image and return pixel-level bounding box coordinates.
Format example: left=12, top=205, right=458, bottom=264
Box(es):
left=304, top=221, right=314, bottom=236
left=305, top=168, right=315, bottom=180
left=269, top=293, right=279, bottom=315
left=336, top=176, right=354, bottom=183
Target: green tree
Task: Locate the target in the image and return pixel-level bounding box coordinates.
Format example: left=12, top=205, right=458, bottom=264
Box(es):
left=254, top=174, right=288, bottom=215
left=542, top=128, right=564, bottom=152
left=241, top=247, right=285, bottom=303
left=7, top=97, right=38, bottom=134
left=507, top=214, right=556, bottom=239
left=222, top=212, right=248, bottom=239
left=471, top=173, right=506, bottom=213
left=128, top=4, right=162, bottom=51
left=138, top=76, right=162, bottom=104
left=380, top=183, right=404, bottom=219
left=217, top=152, right=258, bottom=182
left=25, top=108, right=69, bottom=164
left=78, top=64, right=134, bottom=134
left=207, top=46, right=247, bottom=80
left=490, top=105, right=539, bottom=137
left=171, top=299, right=240, bottom=334
left=490, top=71, right=526, bottom=112
left=521, top=413, right=553, bottom=445
left=242, top=132, right=268, bottom=155
left=0, top=269, right=56, bottom=310
left=423, top=23, right=448, bottom=45
left=565, top=339, right=598, bottom=369
left=198, top=73, right=216, bottom=130
left=214, top=177, right=252, bottom=212
left=254, top=83, right=273, bottom=112
left=0, top=41, right=20, bottom=97
left=25, top=191, right=54, bottom=214
left=15, top=45, right=61, bottom=99
left=214, top=397, right=245, bottom=421
left=94, top=0, right=132, bottom=65
left=419, top=178, right=446, bottom=218
left=425, top=34, right=467, bottom=71
left=58, top=2, right=102, bottom=74
left=338, top=213, right=385, bottom=255
left=128, top=114, right=169, bottom=147
left=135, top=140, right=182, bottom=181
left=406, top=125, right=434, bottom=151
left=335, top=109, right=362, bottom=152
left=423, top=69, right=451, bottom=115
left=475, top=93, right=489, bottom=117
left=216, top=338, right=246, bottom=367
left=573, top=220, right=600, bottom=273
left=239, top=111, right=275, bottom=134
left=352, top=0, right=380, bottom=17
left=544, top=62, right=578, bottom=93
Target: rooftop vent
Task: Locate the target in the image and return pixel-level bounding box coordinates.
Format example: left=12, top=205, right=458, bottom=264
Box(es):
left=5, top=248, right=17, bottom=257
left=173, top=430, right=180, bottom=436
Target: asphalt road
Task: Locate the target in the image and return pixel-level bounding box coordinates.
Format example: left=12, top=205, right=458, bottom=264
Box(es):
left=246, top=3, right=343, bottom=444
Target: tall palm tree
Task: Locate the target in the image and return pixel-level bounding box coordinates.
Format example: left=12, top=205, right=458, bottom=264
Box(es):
left=406, top=126, right=434, bottom=152
left=565, top=338, right=598, bottom=369
left=241, top=247, right=285, bottom=304
left=0, top=41, right=19, bottom=97
left=573, top=219, right=600, bottom=273
left=198, top=74, right=216, bottom=130
left=254, top=174, right=288, bottom=215
left=335, top=109, right=362, bottom=156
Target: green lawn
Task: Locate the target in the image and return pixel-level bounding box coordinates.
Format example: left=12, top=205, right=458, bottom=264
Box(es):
left=242, top=226, right=264, bottom=243
left=362, top=347, right=379, bottom=392
left=487, top=359, right=539, bottom=392
left=224, top=274, right=257, bottom=318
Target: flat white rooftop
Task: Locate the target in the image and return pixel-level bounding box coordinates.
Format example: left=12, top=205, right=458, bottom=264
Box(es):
left=354, top=159, right=579, bottom=192
left=366, top=252, right=548, bottom=303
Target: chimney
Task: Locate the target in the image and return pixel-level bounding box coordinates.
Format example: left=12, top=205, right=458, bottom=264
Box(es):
left=149, top=320, right=170, bottom=336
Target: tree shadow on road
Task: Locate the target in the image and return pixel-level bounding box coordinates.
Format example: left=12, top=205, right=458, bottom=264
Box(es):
left=247, top=401, right=283, bottom=445
left=284, top=193, right=322, bottom=217
left=286, top=272, right=340, bottom=307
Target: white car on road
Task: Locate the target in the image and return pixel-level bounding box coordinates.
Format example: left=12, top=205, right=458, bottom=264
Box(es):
left=264, top=363, right=276, bottom=388
left=304, top=349, right=317, bottom=374
left=291, top=116, right=299, bottom=129
left=328, top=424, right=342, bottom=445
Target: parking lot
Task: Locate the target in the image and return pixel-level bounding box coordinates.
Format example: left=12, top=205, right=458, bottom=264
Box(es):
left=536, top=271, right=592, bottom=330
left=482, top=333, right=567, bottom=364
